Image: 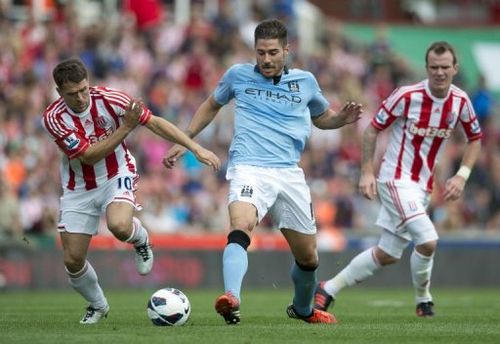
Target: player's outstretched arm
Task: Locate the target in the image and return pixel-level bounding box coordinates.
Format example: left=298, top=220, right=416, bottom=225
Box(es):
left=312, top=101, right=363, bottom=129
left=163, top=96, right=223, bottom=169
left=145, top=115, right=221, bottom=172
left=77, top=99, right=142, bottom=165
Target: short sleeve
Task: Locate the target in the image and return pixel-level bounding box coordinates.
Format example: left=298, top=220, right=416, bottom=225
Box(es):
left=371, top=88, right=406, bottom=130
left=307, top=72, right=329, bottom=117
left=55, top=131, right=90, bottom=159
left=42, top=109, right=90, bottom=159
left=213, top=65, right=237, bottom=105
left=459, top=96, right=482, bottom=141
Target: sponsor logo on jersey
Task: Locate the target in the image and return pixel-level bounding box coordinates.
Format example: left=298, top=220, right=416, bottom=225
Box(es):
left=240, top=185, right=253, bottom=198
left=245, top=88, right=301, bottom=103
left=88, top=127, right=113, bottom=144
left=408, top=122, right=451, bottom=138
left=63, top=133, right=80, bottom=150
left=288, top=80, right=300, bottom=92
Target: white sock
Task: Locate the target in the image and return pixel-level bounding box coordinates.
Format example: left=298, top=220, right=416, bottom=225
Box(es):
left=67, top=261, right=107, bottom=309
left=125, top=217, right=149, bottom=247
left=323, top=247, right=381, bottom=297
left=410, top=250, right=433, bottom=303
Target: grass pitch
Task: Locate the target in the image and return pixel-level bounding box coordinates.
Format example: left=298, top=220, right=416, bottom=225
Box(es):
left=1, top=288, right=499, bottom=344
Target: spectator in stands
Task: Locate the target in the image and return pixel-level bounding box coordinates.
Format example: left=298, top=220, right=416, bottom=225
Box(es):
left=0, top=180, right=23, bottom=241
left=0, top=0, right=498, bottom=241
left=471, top=74, right=494, bottom=127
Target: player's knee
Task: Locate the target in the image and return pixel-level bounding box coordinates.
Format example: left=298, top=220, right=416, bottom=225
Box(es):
left=64, top=254, right=86, bottom=273
left=295, top=256, right=319, bottom=271
left=227, top=230, right=251, bottom=250
left=229, top=202, right=258, bottom=232
left=230, top=218, right=256, bottom=233
left=374, top=246, right=399, bottom=266
left=406, top=216, right=438, bottom=248
left=415, top=240, right=437, bottom=257
left=292, top=242, right=318, bottom=269
left=294, top=247, right=319, bottom=270
left=107, top=218, right=133, bottom=239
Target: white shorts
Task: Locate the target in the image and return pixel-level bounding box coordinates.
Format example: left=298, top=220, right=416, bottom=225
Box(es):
left=376, top=180, right=438, bottom=244
left=58, top=173, right=142, bottom=235
left=226, top=165, right=316, bottom=235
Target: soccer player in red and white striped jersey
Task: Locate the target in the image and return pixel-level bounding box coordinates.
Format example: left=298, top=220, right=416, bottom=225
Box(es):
left=314, top=42, right=482, bottom=318
left=42, top=58, right=221, bottom=324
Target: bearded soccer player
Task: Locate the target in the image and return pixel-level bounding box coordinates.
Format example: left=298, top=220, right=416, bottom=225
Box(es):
left=314, top=41, right=482, bottom=318
left=163, top=19, right=363, bottom=325
left=42, top=58, right=220, bottom=324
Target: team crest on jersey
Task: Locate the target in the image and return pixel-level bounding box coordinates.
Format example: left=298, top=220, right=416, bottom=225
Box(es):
left=240, top=185, right=253, bottom=198
left=287, top=80, right=300, bottom=93
left=95, top=116, right=109, bottom=128
left=63, top=133, right=80, bottom=150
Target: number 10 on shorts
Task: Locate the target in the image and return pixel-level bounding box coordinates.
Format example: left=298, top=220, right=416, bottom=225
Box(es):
left=117, top=176, right=133, bottom=190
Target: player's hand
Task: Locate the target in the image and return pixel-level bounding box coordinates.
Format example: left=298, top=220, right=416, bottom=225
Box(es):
left=443, top=175, right=466, bottom=201
left=337, top=101, right=363, bottom=125
left=192, top=146, right=221, bottom=172
left=123, top=99, right=143, bottom=131
left=163, top=144, right=187, bottom=169
left=358, top=172, right=377, bottom=200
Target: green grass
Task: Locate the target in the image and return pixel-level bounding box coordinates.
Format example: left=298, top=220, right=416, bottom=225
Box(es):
left=1, top=288, right=500, bottom=344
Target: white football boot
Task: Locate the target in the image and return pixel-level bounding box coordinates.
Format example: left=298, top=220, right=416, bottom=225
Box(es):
left=134, top=241, right=154, bottom=275
left=80, top=304, right=110, bottom=324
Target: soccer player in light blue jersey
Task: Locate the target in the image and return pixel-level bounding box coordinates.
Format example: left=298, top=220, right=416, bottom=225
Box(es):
left=164, top=19, right=363, bottom=325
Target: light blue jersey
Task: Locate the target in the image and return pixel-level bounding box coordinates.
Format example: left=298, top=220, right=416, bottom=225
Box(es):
left=213, top=63, right=329, bottom=168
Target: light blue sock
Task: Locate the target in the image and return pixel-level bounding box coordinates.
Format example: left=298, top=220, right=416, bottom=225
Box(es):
left=291, top=262, right=316, bottom=317
left=223, top=243, right=248, bottom=301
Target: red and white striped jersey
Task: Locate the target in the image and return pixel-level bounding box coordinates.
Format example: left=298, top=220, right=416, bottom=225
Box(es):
left=42, top=86, right=152, bottom=191
left=372, top=79, right=482, bottom=192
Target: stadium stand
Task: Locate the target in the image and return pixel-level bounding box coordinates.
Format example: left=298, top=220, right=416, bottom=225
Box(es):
left=0, top=0, right=498, bottom=251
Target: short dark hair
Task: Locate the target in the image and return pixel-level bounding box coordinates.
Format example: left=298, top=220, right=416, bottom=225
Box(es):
left=425, top=41, right=457, bottom=65
left=52, top=58, right=88, bottom=88
left=254, top=19, right=287, bottom=47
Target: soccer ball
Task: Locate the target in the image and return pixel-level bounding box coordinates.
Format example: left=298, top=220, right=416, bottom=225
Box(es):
left=147, top=288, right=191, bottom=326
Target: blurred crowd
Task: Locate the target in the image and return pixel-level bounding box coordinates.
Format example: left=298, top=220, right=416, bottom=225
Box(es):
left=0, top=0, right=499, bottom=245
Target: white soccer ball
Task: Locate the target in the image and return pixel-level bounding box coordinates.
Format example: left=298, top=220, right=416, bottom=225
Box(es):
left=147, top=288, right=191, bottom=326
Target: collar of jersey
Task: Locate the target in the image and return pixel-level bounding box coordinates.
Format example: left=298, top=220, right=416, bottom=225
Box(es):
left=67, top=102, right=91, bottom=118
left=423, top=79, right=451, bottom=103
